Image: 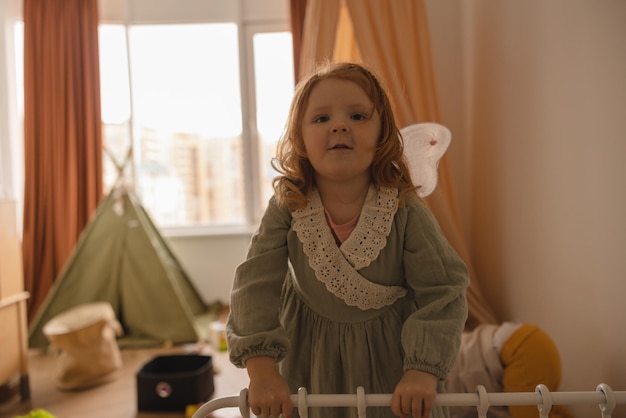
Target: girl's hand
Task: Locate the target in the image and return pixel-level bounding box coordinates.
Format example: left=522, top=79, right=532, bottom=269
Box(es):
left=246, top=356, right=293, bottom=418
left=390, top=370, right=438, bottom=418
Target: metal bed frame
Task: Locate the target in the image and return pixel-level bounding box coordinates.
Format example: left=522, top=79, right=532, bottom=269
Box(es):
left=192, top=383, right=626, bottom=418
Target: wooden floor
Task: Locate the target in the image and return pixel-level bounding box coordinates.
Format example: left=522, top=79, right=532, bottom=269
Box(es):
left=0, top=344, right=249, bottom=418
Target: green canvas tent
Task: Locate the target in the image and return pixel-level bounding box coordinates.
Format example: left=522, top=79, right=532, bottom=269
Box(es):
left=28, top=187, right=207, bottom=349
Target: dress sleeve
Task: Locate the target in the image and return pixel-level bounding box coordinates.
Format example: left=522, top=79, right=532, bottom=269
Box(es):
left=226, top=197, right=292, bottom=368
left=401, top=196, right=469, bottom=379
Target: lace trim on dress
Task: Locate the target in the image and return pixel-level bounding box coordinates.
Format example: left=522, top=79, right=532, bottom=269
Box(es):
left=292, top=186, right=407, bottom=310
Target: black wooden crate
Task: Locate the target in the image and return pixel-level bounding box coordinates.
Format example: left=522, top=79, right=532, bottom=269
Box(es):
left=136, top=354, right=214, bottom=411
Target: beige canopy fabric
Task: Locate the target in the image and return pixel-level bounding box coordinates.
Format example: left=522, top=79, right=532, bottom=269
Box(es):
left=28, top=188, right=207, bottom=349
left=298, top=0, right=498, bottom=329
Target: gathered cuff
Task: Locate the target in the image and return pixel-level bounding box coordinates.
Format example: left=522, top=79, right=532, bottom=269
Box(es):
left=403, top=359, right=448, bottom=380
left=230, top=344, right=288, bottom=369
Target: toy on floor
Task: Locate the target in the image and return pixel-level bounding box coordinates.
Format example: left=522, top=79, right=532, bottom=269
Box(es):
left=15, top=409, right=57, bottom=418
left=186, top=403, right=202, bottom=418
left=446, top=322, right=575, bottom=418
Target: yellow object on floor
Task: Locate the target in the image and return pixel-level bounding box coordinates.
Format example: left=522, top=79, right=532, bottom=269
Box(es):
left=15, top=409, right=57, bottom=418
left=185, top=403, right=202, bottom=418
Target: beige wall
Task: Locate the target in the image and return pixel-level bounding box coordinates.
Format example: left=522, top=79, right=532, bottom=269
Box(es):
left=427, top=1, right=626, bottom=416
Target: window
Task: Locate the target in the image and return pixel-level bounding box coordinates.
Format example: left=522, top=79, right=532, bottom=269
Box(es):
left=252, top=31, right=296, bottom=211
left=8, top=2, right=293, bottom=233
left=100, top=22, right=294, bottom=230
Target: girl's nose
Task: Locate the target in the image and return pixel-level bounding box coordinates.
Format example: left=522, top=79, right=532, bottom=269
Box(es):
left=331, top=123, right=349, bottom=133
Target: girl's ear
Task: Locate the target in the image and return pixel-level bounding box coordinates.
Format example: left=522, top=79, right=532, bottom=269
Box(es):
left=401, top=123, right=451, bottom=197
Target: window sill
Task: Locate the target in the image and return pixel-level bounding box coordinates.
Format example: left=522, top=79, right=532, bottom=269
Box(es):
left=161, top=224, right=257, bottom=238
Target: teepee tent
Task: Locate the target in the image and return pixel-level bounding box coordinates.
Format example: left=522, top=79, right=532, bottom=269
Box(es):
left=28, top=186, right=207, bottom=349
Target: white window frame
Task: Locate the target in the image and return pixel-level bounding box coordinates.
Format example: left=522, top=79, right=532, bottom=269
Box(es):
left=242, top=21, right=294, bottom=226
left=1, top=0, right=24, bottom=236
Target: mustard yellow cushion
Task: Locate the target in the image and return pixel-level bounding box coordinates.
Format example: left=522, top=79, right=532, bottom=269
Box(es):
left=500, top=324, right=574, bottom=418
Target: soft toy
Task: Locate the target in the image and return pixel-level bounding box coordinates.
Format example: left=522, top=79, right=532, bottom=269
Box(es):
left=445, top=322, right=575, bottom=418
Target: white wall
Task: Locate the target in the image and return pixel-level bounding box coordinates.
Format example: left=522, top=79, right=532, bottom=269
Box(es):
left=166, top=232, right=251, bottom=305
left=427, top=1, right=626, bottom=416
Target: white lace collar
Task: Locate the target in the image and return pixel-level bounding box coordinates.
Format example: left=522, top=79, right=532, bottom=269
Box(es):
left=292, top=185, right=407, bottom=310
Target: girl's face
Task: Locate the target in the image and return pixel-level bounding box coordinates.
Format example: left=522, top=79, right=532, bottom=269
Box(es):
left=301, top=78, right=381, bottom=186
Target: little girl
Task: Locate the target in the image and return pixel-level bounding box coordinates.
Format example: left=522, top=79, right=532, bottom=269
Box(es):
left=226, top=62, right=469, bottom=418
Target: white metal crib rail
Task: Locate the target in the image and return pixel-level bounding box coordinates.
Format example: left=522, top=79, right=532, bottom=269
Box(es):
left=191, top=384, right=626, bottom=418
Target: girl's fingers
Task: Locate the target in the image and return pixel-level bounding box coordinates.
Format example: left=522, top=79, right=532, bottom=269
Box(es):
left=390, top=392, right=402, bottom=416
left=394, top=394, right=432, bottom=418
left=250, top=402, right=291, bottom=417
left=270, top=403, right=281, bottom=418
left=411, top=398, right=423, bottom=418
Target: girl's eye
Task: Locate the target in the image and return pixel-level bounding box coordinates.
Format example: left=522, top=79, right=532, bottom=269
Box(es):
left=351, top=113, right=366, bottom=121
left=314, top=115, right=330, bottom=123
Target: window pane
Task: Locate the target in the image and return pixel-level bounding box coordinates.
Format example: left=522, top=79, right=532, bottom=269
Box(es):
left=128, top=24, right=244, bottom=227
left=253, top=32, right=294, bottom=207
left=99, top=24, right=133, bottom=190
left=14, top=22, right=23, bottom=117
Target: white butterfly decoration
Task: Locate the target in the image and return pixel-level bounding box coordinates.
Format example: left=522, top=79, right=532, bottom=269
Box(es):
left=400, top=122, right=451, bottom=198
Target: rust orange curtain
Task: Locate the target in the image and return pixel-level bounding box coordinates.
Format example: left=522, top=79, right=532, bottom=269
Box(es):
left=22, top=0, right=103, bottom=321
left=296, top=0, right=498, bottom=329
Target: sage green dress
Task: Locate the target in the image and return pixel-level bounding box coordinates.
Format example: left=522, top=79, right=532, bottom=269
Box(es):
left=227, top=186, right=469, bottom=418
